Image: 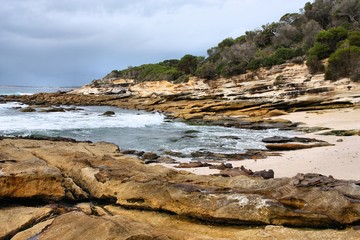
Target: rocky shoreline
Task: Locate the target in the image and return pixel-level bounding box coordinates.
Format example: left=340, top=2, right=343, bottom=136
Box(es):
left=1, top=62, right=360, bottom=238
left=4, top=63, right=359, bottom=129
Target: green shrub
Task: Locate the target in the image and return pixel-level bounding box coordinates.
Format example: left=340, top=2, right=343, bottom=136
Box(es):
left=247, top=59, right=261, bottom=70
left=306, top=55, right=324, bottom=74
left=349, top=31, right=360, bottom=47
left=218, top=38, right=235, bottom=48
left=178, top=54, right=203, bottom=75
left=116, top=63, right=184, bottom=82
left=308, top=43, right=331, bottom=59
left=316, top=27, right=348, bottom=51
left=274, top=47, right=300, bottom=60
left=220, top=61, right=247, bottom=77
left=326, top=46, right=360, bottom=80
left=195, top=62, right=217, bottom=80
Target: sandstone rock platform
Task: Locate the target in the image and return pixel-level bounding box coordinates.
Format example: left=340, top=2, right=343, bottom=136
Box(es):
left=1, top=137, right=360, bottom=239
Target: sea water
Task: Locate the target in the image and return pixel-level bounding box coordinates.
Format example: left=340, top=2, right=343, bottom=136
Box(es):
left=0, top=86, right=293, bottom=159
left=0, top=86, right=74, bottom=96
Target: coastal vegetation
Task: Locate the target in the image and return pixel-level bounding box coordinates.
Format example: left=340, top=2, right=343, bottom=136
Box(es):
left=106, top=0, right=360, bottom=83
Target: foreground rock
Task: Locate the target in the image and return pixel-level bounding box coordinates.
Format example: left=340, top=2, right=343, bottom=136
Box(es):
left=1, top=139, right=360, bottom=226
left=1, top=138, right=360, bottom=238
left=0, top=206, right=54, bottom=239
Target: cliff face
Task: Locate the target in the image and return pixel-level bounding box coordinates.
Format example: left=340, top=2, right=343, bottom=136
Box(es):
left=56, top=62, right=359, bottom=127
left=72, top=62, right=359, bottom=104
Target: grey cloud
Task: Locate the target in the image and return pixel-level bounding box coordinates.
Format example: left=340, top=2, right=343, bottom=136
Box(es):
left=0, top=0, right=308, bottom=87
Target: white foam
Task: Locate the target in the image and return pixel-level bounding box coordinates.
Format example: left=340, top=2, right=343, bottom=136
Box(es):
left=0, top=104, right=165, bottom=132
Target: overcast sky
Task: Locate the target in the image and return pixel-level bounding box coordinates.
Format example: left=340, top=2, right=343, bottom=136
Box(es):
left=0, top=0, right=309, bottom=87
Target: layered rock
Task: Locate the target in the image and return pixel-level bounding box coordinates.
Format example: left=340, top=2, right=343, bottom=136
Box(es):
left=1, top=138, right=360, bottom=238
left=5, top=63, right=359, bottom=130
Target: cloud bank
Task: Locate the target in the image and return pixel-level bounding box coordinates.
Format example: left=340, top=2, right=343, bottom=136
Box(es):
left=0, top=0, right=309, bottom=86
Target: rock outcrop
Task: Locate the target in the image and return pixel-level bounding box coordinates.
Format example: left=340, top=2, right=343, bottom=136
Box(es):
left=1, top=138, right=360, bottom=239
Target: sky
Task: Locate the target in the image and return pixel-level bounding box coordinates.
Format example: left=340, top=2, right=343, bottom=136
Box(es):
left=0, top=0, right=310, bottom=87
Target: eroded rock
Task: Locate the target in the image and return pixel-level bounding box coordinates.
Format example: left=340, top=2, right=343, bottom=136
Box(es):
left=1, top=138, right=360, bottom=229
left=0, top=206, right=53, bottom=239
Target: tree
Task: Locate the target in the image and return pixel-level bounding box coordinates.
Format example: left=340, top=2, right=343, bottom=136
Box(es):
left=349, top=31, right=360, bottom=47
left=221, top=42, right=257, bottom=64
left=217, top=38, right=235, bottom=49
left=332, top=0, right=360, bottom=26
left=326, top=46, right=360, bottom=81
left=280, top=13, right=301, bottom=25
left=316, top=27, right=348, bottom=53
left=195, top=62, right=217, bottom=80
left=273, top=23, right=302, bottom=47
left=301, top=20, right=323, bottom=49
left=253, top=23, right=279, bottom=48
left=178, top=55, right=203, bottom=75
left=304, top=0, right=336, bottom=28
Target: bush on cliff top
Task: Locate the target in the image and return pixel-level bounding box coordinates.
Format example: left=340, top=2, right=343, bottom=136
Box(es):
left=107, top=0, right=360, bottom=82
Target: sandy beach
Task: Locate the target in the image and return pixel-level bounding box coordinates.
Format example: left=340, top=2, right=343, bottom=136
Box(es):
left=174, top=108, right=360, bottom=181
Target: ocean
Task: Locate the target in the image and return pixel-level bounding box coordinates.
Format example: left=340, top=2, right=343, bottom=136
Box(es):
left=0, top=86, right=293, bottom=160
left=0, top=85, right=75, bottom=96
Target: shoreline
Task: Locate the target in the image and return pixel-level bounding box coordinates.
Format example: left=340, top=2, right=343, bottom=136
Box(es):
left=163, top=108, right=360, bottom=181
left=2, top=94, right=360, bottom=181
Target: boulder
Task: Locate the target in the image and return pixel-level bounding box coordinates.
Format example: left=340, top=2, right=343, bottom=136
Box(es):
left=142, top=152, right=159, bottom=160
left=20, top=107, right=36, bottom=112
left=101, top=111, right=116, bottom=116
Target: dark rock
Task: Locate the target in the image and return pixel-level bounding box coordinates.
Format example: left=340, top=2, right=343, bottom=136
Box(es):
left=39, top=107, right=66, bottom=112
left=184, top=130, right=200, bottom=134
left=20, top=107, right=36, bottom=112
left=262, top=136, right=325, bottom=144
left=5, top=135, right=90, bottom=143
left=142, top=152, right=159, bottom=160
left=321, top=130, right=360, bottom=136
left=163, top=151, right=188, bottom=158
left=144, top=159, right=159, bottom=164
left=220, top=165, right=274, bottom=179
left=175, top=162, right=212, bottom=168
left=64, top=107, right=84, bottom=111
left=209, top=163, right=233, bottom=170
left=156, top=156, right=178, bottom=164
left=190, top=150, right=268, bottom=161
left=121, top=150, right=145, bottom=157
left=219, top=136, right=241, bottom=140
left=253, top=169, right=275, bottom=179
left=101, top=111, right=116, bottom=116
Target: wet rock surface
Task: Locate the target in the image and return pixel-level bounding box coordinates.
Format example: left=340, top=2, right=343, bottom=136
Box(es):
left=0, top=138, right=360, bottom=239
